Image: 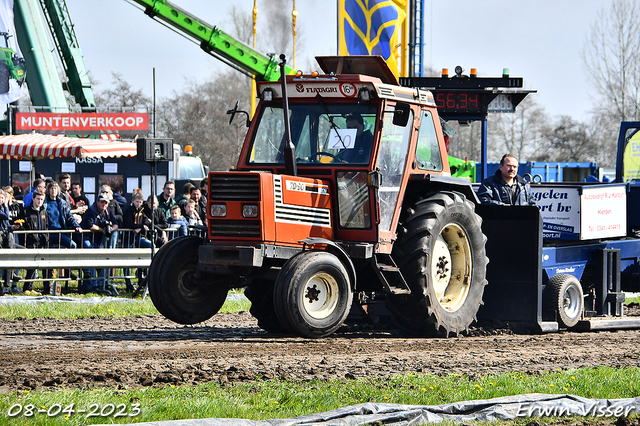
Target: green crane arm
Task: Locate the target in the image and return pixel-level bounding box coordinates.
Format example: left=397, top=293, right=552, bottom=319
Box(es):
left=39, top=0, right=96, bottom=108
left=130, top=0, right=294, bottom=81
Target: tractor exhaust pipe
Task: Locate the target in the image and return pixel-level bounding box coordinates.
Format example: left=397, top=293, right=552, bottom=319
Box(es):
left=279, top=54, right=297, bottom=177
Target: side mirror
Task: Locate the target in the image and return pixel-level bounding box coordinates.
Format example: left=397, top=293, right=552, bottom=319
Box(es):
left=392, top=102, right=411, bottom=127
left=226, top=101, right=251, bottom=127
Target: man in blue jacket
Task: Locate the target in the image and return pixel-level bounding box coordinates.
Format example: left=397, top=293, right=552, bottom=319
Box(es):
left=80, top=193, right=120, bottom=293
left=43, top=181, right=82, bottom=249
left=477, top=154, right=536, bottom=206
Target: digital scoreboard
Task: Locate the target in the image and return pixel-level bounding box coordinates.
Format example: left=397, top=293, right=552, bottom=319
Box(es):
left=433, top=91, right=484, bottom=114
left=400, top=74, right=534, bottom=119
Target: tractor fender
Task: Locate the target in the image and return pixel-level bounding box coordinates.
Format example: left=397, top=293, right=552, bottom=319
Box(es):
left=300, top=237, right=357, bottom=291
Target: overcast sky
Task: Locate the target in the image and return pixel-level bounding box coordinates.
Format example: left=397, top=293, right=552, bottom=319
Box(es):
left=62, top=0, right=612, bottom=122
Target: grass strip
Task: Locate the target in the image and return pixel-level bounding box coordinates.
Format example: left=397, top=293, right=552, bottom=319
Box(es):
left=0, top=291, right=250, bottom=320
left=0, top=366, right=638, bottom=425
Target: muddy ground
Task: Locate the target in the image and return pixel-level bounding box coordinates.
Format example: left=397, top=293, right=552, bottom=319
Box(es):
left=1, top=305, right=640, bottom=394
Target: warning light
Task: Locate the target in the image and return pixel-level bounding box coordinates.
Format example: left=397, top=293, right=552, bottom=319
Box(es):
left=185, top=145, right=193, bottom=155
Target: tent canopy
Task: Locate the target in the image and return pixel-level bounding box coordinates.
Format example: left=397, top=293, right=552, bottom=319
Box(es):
left=0, top=134, right=138, bottom=160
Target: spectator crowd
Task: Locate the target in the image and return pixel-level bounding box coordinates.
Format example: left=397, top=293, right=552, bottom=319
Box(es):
left=1, top=175, right=208, bottom=296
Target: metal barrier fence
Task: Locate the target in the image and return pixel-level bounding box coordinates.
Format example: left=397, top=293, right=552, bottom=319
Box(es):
left=2, top=226, right=207, bottom=295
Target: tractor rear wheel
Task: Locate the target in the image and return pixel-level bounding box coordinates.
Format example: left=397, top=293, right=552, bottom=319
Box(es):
left=245, top=280, right=286, bottom=333
left=148, top=236, right=228, bottom=324
left=543, top=274, right=583, bottom=328
left=387, top=191, right=488, bottom=336
left=274, top=251, right=353, bottom=338
left=0, top=62, right=10, bottom=94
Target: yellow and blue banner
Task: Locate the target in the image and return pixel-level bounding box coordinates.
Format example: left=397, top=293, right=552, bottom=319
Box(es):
left=338, top=0, right=407, bottom=78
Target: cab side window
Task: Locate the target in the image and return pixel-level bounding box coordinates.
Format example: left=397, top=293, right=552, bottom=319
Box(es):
left=415, top=110, right=443, bottom=172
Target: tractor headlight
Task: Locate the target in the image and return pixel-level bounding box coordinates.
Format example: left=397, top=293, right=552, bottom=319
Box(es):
left=210, top=203, right=227, bottom=217
left=242, top=204, right=259, bottom=218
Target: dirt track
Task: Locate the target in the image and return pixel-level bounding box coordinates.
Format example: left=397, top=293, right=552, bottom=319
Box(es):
left=1, top=307, right=640, bottom=393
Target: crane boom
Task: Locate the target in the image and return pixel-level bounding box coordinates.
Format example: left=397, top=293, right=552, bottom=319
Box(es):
left=130, top=0, right=294, bottom=81
left=39, top=0, right=96, bottom=108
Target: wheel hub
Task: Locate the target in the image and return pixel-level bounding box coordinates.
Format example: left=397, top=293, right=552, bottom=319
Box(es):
left=431, top=224, right=472, bottom=312
left=436, top=255, right=450, bottom=280
left=177, top=267, right=202, bottom=299
left=303, top=272, right=339, bottom=320
left=305, top=284, right=321, bottom=303
left=562, top=286, right=581, bottom=318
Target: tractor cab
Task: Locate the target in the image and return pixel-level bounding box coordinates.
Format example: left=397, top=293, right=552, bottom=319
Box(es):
left=236, top=56, right=448, bottom=246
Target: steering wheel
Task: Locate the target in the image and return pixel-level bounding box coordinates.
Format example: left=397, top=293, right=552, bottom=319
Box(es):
left=311, top=152, right=347, bottom=163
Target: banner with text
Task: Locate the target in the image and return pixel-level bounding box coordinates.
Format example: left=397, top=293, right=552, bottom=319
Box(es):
left=531, top=184, right=627, bottom=240
left=15, top=113, right=149, bottom=136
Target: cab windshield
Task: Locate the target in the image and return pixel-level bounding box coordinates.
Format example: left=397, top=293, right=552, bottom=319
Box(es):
left=248, top=102, right=378, bottom=166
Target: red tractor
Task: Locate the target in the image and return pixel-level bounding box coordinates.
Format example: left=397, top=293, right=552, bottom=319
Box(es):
left=148, top=56, right=488, bottom=338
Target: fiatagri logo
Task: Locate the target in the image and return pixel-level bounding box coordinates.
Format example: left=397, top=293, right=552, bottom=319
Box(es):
left=290, top=83, right=338, bottom=94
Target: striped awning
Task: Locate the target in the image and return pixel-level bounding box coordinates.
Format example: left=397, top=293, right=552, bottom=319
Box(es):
left=0, top=134, right=138, bottom=160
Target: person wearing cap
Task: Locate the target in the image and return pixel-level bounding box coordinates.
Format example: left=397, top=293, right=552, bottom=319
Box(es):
left=81, top=193, right=119, bottom=249
left=79, top=193, right=119, bottom=293
left=340, top=112, right=374, bottom=163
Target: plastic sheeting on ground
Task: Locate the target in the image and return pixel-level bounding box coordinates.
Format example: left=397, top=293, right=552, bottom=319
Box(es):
left=97, top=394, right=640, bottom=426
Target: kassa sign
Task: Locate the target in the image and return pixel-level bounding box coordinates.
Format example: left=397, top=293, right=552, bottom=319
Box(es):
left=15, top=112, right=149, bottom=135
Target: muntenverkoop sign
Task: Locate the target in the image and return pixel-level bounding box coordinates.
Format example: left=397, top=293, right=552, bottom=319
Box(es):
left=15, top=112, right=149, bottom=135
left=531, top=183, right=627, bottom=240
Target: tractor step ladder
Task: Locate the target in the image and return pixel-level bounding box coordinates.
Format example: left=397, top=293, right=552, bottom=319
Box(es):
left=373, top=253, right=411, bottom=295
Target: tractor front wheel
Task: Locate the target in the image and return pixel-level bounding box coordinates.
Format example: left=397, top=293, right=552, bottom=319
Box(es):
left=274, top=251, right=353, bottom=338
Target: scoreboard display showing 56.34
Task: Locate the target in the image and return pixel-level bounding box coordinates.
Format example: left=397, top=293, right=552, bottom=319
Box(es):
left=433, top=91, right=485, bottom=114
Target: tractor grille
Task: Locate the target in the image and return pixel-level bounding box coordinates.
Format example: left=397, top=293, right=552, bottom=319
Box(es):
left=209, top=174, right=260, bottom=201
left=209, top=219, right=261, bottom=238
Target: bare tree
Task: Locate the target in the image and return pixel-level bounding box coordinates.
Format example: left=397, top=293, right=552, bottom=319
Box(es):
left=486, top=96, right=548, bottom=162
left=155, top=69, right=252, bottom=171
left=583, top=0, right=640, bottom=122
left=93, top=72, right=151, bottom=108
left=533, top=115, right=600, bottom=163
left=582, top=0, right=640, bottom=166
left=227, top=5, right=254, bottom=45
left=446, top=121, right=482, bottom=162
left=587, top=112, right=621, bottom=167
